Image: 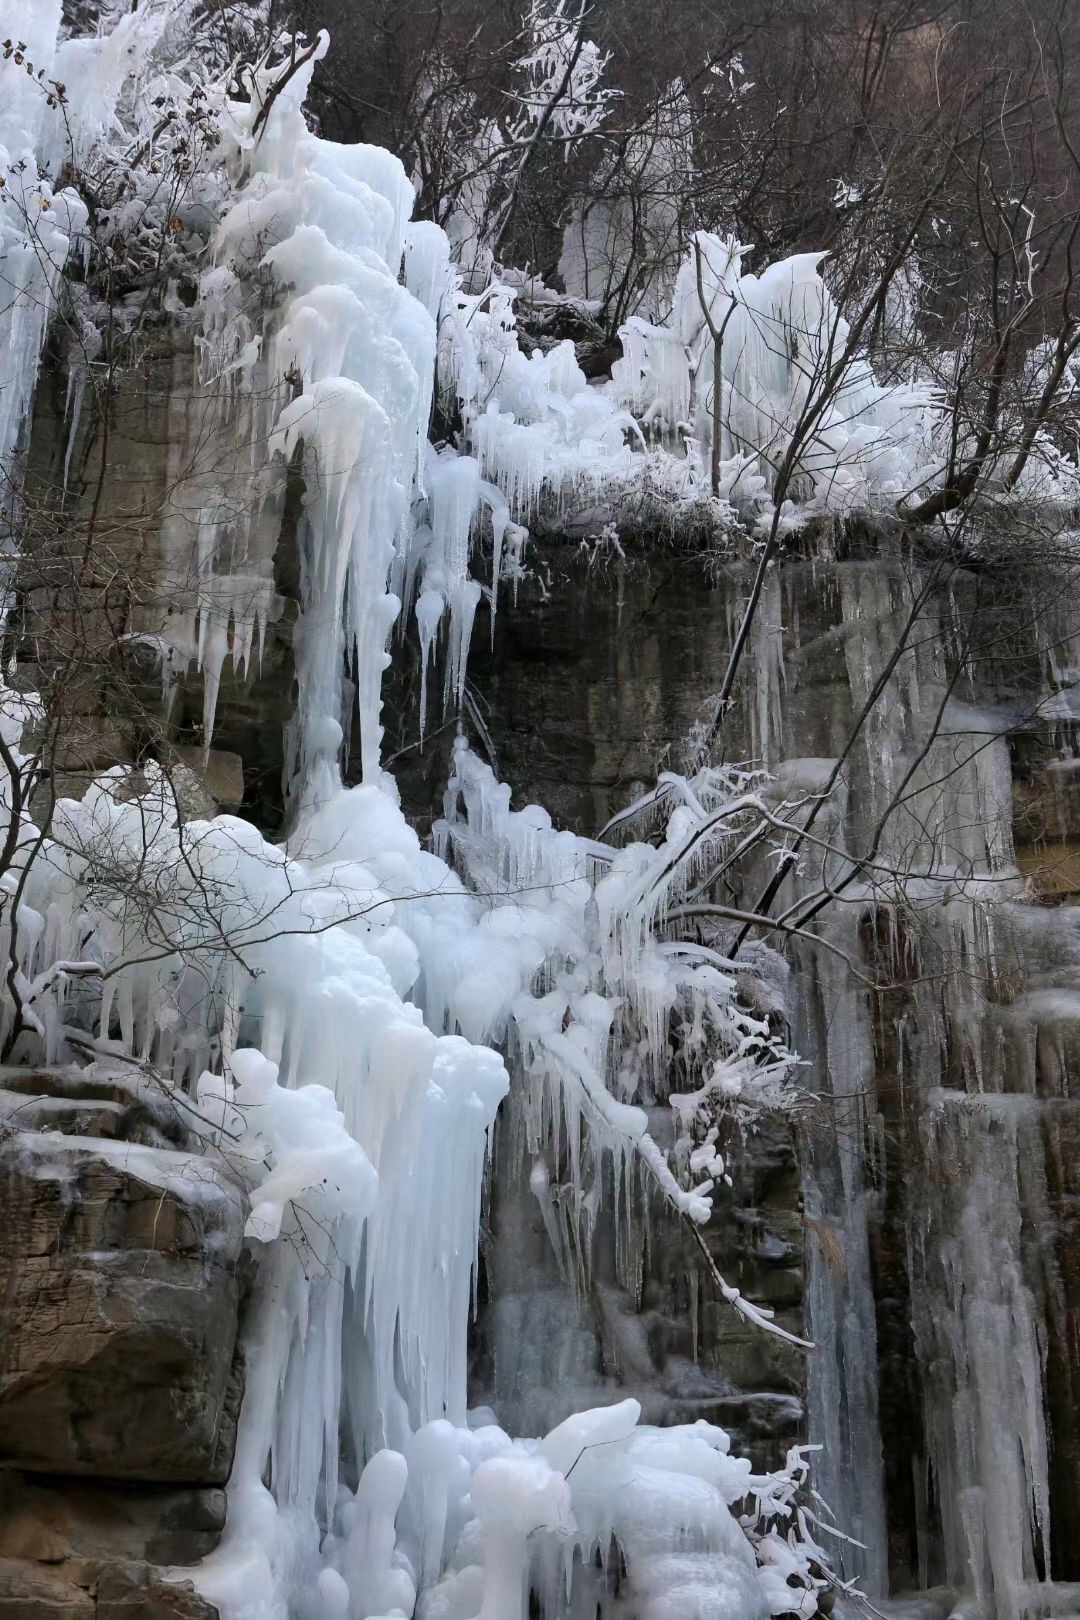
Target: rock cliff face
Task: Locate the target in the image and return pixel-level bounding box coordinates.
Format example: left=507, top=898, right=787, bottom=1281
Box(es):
left=0, top=329, right=270, bottom=1614
left=9, top=337, right=1080, bottom=1616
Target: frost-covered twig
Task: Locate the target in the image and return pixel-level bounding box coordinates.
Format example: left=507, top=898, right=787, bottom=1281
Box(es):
left=686, top=1211, right=814, bottom=1349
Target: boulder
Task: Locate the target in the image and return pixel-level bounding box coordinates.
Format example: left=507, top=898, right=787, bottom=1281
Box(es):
left=0, top=1558, right=95, bottom=1620
left=173, top=748, right=245, bottom=809
left=0, top=1559, right=219, bottom=1620
left=0, top=1473, right=226, bottom=1566
left=0, top=1128, right=245, bottom=1483
left=96, top=1564, right=219, bottom=1620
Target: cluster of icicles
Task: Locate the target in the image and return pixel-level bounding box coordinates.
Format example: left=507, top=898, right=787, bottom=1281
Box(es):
left=0, top=1, right=90, bottom=509
left=1, top=14, right=829, bottom=1620
left=176, top=60, right=649, bottom=774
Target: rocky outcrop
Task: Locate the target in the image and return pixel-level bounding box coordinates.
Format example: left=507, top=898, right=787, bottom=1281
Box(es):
left=0, top=1557, right=219, bottom=1620
left=0, top=1068, right=247, bottom=1620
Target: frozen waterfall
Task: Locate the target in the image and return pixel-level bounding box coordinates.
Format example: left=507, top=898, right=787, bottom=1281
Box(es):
left=0, top=15, right=826, bottom=1620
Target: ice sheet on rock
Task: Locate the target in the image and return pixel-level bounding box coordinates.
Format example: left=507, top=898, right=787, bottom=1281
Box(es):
left=13, top=1129, right=244, bottom=1216
left=908, top=1092, right=1053, bottom=1618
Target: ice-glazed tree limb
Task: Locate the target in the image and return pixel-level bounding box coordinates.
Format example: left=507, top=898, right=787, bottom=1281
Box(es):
left=687, top=1215, right=814, bottom=1349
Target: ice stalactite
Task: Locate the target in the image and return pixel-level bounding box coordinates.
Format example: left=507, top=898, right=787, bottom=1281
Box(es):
left=437, top=739, right=814, bottom=1368
left=19, top=752, right=819, bottom=1620
left=203, top=42, right=435, bottom=786
left=794, top=930, right=889, bottom=1597
left=0, top=3, right=89, bottom=479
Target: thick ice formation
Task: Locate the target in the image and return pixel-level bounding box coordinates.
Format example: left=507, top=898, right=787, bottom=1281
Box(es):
left=610, top=232, right=937, bottom=513
left=437, top=280, right=640, bottom=519
left=437, top=741, right=801, bottom=1254
left=13, top=759, right=822, bottom=1620
left=610, top=230, right=1080, bottom=517
left=171, top=35, right=650, bottom=767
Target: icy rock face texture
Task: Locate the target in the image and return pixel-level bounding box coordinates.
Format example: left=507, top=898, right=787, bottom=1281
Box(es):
left=0, top=1560, right=221, bottom=1620
left=6, top=12, right=1080, bottom=1613
left=379, top=538, right=808, bottom=1465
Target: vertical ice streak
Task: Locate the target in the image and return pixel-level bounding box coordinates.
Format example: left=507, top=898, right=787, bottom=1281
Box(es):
left=0, top=2, right=88, bottom=479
